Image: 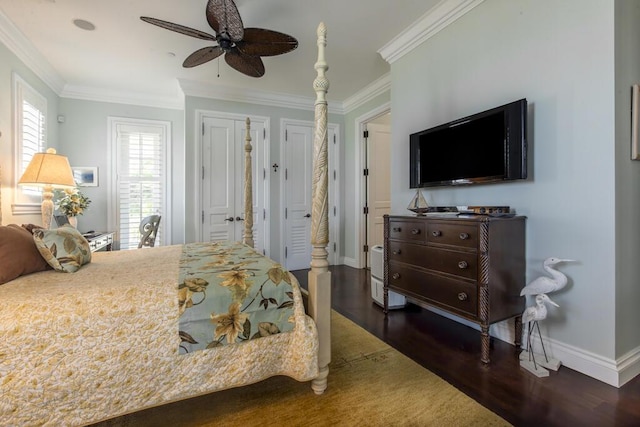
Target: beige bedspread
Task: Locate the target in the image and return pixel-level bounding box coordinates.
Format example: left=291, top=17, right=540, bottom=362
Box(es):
left=0, top=246, right=318, bottom=426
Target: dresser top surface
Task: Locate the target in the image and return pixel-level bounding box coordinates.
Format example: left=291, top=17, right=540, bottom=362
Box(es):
left=387, top=214, right=526, bottom=222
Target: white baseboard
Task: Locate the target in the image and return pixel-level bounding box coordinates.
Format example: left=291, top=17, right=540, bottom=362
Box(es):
left=501, top=322, right=640, bottom=388
left=418, top=304, right=640, bottom=388
left=341, top=256, right=358, bottom=268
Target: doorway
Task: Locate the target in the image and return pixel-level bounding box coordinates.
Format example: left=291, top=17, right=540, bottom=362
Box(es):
left=356, top=103, right=391, bottom=269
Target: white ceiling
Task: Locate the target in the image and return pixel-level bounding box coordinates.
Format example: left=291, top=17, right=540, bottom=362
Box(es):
left=0, top=0, right=444, bottom=108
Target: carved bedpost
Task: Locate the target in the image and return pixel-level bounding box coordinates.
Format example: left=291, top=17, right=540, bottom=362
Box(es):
left=243, top=117, right=254, bottom=248
left=309, top=21, right=331, bottom=395
left=0, top=156, right=2, bottom=226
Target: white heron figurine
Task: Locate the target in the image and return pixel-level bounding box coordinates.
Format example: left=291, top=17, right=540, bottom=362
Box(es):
left=521, top=294, right=560, bottom=376
left=522, top=293, right=559, bottom=324
left=520, top=257, right=575, bottom=296
left=519, top=257, right=575, bottom=377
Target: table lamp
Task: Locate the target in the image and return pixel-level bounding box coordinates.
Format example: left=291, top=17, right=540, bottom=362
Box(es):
left=18, top=148, right=76, bottom=229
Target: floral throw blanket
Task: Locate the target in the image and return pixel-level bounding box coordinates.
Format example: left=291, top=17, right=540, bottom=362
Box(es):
left=178, top=241, right=296, bottom=354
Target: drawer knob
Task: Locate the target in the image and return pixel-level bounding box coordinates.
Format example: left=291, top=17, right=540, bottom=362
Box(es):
left=392, top=249, right=402, bottom=255
left=392, top=273, right=401, bottom=280
left=411, top=228, right=421, bottom=235
left=432, top=230, right=442, bottom=237
left=458, top=292, right=468, bottom=301
left=458, top=261, right=468, bottom=269
left=392, top=227, right=402, bottom=232
left=459, top=232, right=469, bottom=240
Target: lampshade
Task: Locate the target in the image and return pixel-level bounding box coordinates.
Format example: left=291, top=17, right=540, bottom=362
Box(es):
left=18, top=148, right=76, bottom=188
left=18, top=148, right=76, bottom=229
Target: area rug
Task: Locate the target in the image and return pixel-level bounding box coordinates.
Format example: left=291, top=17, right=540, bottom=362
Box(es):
left=95, top=311, right=509, bottom=426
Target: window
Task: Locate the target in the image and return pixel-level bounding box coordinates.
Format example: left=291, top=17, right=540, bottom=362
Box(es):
left=109, top=118, right=171, bottom=250
left=13, top=74, right=47, bottom=213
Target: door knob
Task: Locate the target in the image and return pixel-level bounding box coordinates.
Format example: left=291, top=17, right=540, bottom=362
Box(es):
left=304, top=213, right=311, bottom=218
left=224, top=217, right=234, bottom=222
left=235, top=217, right=244, bottom=222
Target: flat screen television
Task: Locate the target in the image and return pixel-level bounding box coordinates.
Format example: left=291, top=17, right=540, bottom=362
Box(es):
left=409, top=98, right=527, bottom=188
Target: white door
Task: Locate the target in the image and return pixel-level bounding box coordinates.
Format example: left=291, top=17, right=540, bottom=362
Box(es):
left=366, top=122, right=391, bottom=266
left=201, top=116, right=266, bottom=253
left=282, top=122, right=338, bottom=270
left=283, top=124, right=313, bottom=270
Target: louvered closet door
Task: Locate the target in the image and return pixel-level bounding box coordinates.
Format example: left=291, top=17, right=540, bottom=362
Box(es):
left=283, top=124, right=313, bottom=270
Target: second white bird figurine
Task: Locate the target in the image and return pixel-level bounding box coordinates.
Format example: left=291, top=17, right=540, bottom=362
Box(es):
left=520, top=257, right=575, bottom=296
left=522, top=294, right=559, bottom=323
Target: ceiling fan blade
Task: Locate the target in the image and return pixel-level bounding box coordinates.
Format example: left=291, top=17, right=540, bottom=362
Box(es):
left=183, top=46, right=224, bottom=68
left=206, top=0, right=244, bottom=42
left=225, top=49, right=265, bottom=78
left=140, top=17, right=216, bottom=41
left=236, top=28, right=299, bottom=57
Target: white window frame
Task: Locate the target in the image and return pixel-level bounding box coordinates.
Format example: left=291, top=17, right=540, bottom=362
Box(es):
left=12, top=73, right=47, bottom=215
left=107, top=117, right=172, bottom=250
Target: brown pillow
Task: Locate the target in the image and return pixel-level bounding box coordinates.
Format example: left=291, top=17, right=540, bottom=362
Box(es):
left=0, top=224, right=52, bottom=285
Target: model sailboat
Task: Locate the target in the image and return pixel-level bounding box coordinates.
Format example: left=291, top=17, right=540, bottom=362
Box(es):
left=407, top=189, right=429, bottom=215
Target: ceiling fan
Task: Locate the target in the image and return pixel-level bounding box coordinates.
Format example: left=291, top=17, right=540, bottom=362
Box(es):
left=141, top=0, right=298, bottom=78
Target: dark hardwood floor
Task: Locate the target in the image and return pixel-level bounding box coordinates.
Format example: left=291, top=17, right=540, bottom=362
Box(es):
left=292, top=266, right=640, bottom=427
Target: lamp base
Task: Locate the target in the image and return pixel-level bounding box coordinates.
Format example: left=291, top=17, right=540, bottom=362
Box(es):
left=41, top=185, right=54, bottom=229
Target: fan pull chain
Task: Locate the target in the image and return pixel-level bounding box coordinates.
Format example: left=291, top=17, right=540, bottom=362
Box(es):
left=217, top=57, right=220, bottom=78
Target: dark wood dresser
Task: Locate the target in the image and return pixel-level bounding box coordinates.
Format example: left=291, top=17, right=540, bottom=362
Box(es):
left=383, top=214, right=526, bottom=363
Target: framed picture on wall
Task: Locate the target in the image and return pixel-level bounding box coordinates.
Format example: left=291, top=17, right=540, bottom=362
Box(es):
left=72, top=166, right=98, bottom=187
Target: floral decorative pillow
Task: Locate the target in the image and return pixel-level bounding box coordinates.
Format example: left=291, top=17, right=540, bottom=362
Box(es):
left=33, top=225, right=92, bottom=273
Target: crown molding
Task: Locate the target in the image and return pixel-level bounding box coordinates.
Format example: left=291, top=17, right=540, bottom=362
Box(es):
left=378, top=0, right=485, bottom=64
left=178, top=79, right=345, bottom=115
left=343, top=73, right=390, bottom=114
left=60, top=84, right=185, bottom=110
left=0, top=9, right=65, bottom=94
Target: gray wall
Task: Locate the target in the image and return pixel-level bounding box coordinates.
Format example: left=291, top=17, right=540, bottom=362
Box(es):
left=614, top=0, right=640, bottom=358
left=57, top=98, right=186, bottom=244
left=390, top=0, right=627, bottom=363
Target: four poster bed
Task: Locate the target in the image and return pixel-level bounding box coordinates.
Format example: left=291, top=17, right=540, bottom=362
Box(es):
left=0, top=23, right=331, bottom=427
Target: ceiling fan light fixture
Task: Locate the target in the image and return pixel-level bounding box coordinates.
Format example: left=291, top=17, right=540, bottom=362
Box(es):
left=73, top=19, right=95, bottom=31
left=140, top=0, right=297, bottom=78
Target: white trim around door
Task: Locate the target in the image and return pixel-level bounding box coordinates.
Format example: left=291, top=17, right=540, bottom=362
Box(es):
left=194, top=110, right=271, bottom=256
left=352, top=102, right=390, bottom=269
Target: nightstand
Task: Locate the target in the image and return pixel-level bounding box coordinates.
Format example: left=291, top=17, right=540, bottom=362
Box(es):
left=84, top=232, right=114, bottom=252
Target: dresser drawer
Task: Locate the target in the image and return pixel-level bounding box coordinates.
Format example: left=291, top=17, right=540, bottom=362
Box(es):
left=388, top=220, right=426, bottom=243
left=426, top=222, right=477, bottom=249
left=388, top=263, right=478, bottom=317
left=388, top=241, right=478, bottom=280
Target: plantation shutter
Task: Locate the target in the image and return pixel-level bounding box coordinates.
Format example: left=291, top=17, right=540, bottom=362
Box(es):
left=14, top=74, right=47, bottom=204
left=116, top=124, right=166, bottom=250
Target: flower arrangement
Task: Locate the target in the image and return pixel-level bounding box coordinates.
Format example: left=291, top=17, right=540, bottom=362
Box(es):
left=55, top=188, right=91, bottom=217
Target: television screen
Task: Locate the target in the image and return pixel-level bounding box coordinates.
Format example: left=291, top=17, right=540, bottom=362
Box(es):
left=410, top=99, right=526, bottom=188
